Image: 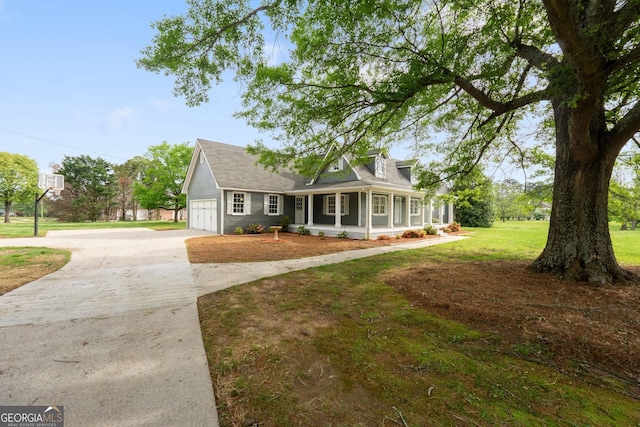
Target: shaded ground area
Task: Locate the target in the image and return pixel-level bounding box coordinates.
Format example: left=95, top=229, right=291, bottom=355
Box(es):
left=191, top=233, right=640, bottom=410
left=383, top=260, right=640, bottom=399
left=186, top=232, right=444, bottom=263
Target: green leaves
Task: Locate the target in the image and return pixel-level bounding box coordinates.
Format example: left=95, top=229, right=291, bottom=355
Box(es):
left=0, top=152, right=39, bottom=221
left=134, top=141, right=191, bottom=220
left=58, top=155, right=116, bottom=222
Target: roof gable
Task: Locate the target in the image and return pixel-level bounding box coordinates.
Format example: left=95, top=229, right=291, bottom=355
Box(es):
left=186, top=139, right=308, bottom=193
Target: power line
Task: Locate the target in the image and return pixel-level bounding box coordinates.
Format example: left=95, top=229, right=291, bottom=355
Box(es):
left=0, top=127, right=129, bottom=162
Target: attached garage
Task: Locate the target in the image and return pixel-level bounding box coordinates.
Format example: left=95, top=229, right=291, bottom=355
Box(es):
left=189, top=199, right=217, bottom=232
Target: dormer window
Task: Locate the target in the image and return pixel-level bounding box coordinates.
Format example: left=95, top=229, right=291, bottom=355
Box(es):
left=375, top=155, right=386, bottom=178
left=328, top=157, right=343, bottom=172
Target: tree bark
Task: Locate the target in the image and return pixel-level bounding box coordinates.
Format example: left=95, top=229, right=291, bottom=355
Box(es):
left=3, top=200, right=10, bottom=223
left=529, top=104, right=633, bottom=283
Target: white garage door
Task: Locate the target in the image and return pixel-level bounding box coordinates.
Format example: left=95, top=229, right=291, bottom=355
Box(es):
left=190, top=199, right=217, bottom=232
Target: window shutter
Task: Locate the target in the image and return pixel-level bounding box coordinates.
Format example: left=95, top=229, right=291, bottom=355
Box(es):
left=245, top=194, right=251, bottom=215
left=226, top=193, right=233, bottom=214
left=263, top=194, right=269, bottom=215
left=343, top=195, right=350, bottom=215
left=278, top=195, right=284, bottom=215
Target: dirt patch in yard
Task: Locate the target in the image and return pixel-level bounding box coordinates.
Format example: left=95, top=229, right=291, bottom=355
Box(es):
left=0, top=248, right=69, bottom=295
left=186, top=232, right=446, bottom=263
left=382, top=260, right=640, bottom=398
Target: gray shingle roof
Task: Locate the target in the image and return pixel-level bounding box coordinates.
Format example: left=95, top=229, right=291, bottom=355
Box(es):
left=195, top=139, right=434, bottom=193
left=197, top=139, right=309, bottom=192
left=352, top=157, right=414, bottom=188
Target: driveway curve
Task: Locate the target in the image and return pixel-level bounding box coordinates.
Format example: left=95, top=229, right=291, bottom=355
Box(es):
left=0, top=228, right=466, bottom=426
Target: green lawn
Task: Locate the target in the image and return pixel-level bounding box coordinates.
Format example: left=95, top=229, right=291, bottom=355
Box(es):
left=0, top=217, right=186, bottom=238
left=199, top=220, right=640, bottom=426
left=439, top=220, right=640, bottom=265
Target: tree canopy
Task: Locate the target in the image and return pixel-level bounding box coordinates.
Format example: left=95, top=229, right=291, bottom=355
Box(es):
left=58, top=155, right=116, bottom=222
left=139, top=0, right=640, bottom=283
left=0, top=152, right=38, bottom=223
left=134, top=141, right=191, bottom=222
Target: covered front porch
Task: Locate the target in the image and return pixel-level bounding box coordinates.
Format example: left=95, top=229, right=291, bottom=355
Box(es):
left=288, top=187, right=454, bottom=240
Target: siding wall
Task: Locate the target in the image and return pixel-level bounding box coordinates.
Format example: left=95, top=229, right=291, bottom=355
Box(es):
left=186, top=159, right=221, bottom=229
left=223, top=191, right=291, bottom=234
left=311, top=192, right=358, bottom=226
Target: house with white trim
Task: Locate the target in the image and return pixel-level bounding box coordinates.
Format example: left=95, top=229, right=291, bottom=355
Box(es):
left=182, top=139, right=453, bottom=239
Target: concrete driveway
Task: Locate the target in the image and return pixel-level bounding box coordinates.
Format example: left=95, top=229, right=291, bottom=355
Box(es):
left=0, top=228, right=465, bottom=426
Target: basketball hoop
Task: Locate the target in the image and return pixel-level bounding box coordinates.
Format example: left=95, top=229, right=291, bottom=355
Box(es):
left=35, top=173, right=65, bottom=237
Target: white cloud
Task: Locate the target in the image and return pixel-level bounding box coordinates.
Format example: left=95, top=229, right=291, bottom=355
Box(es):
left=106, top=107, right=139, bottom=132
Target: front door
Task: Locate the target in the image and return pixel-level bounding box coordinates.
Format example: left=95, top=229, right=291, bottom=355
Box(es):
left=295, top=196, right=305, bottom=224
left=394, top=196, right=403, bottom=225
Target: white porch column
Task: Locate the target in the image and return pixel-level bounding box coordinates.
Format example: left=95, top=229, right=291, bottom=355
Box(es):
left=334, top=192, right=342, bottom=228
left=367, top=190, right=373, bottom=239
left=439, top=202, right=444, bottom=224
left=420, top=197, right=425, bottom=226
left=358, top=192, right=362, bottom=227
left=307, top=194, right=314, bottom=225
left=405, top=195, right=410, bottom=227
left=427, top=199, right=433, bottom=225
left=388, top=192, right=394, bottom=228
left=448, top=201, right=454, bottom=224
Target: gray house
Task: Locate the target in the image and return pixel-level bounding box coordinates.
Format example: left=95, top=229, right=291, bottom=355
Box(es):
left=182, top=139, right=454, bottom=239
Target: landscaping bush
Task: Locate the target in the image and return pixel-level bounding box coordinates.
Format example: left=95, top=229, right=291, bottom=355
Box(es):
left=424, top=225, right=438, bottom=235
left=449, top=221, right=461, bottom=232
left=377, top=234, right=392, bottom=240
left=234, top=226, right=244, bottom=235
left=297, top=225, right=311, bottom=235
left=336, top=230, right=348, bottom=239
left=402, top=229, right=426, bottom=238
left=317, top=231, right=325, bottom=237
left=279, top=216, right=291, bottom=232
left=245, top=224, right=265, bottom=234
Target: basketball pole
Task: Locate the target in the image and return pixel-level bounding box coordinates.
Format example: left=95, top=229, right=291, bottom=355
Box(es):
left=34, top=187, right=52, bottom=237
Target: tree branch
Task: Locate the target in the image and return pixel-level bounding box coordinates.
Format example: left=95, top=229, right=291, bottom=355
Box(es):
left=607, top=43, right=640, bottom=76
left=513, top=42, right=560, bottom=71
left=610, top=101, right=640, bottom=150
left=605, top=0, right=640, bottom=41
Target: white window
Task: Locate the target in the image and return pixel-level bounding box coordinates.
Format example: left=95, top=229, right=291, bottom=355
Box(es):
left=199, top=150, right=204, bottom=163
left=324, top=194, right=349, bottom=215
left=227, top=191, right=251, bottom=215
left=372, top=194, right=388, bottom=215
left=375, top=156, right=386, bottom=178
left=410, top=198, right=421, bottom=216
left=233, top=192, right=246, bottom=214
left=328, top=157, right=343, bottom=172
left=264, top=194, right=282, bottom=216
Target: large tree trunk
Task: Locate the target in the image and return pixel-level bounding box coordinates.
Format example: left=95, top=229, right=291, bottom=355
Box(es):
left=529, top=104, right=632, bottom=283
left=3, top=200, right=10, bottom=223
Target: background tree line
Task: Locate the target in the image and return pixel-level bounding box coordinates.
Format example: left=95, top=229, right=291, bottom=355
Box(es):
left=0, top=141, right=191, bottom=223
left=3, top=140, right=640, bottom=229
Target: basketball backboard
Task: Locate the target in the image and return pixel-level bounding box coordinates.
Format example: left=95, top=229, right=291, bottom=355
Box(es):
left=38, top=173, right=64, bottom=191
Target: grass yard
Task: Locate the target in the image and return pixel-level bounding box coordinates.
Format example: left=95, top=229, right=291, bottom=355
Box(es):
left=0, top=247, right=70, bottom=295
left=198, top=220, right=640, bottom=426
left=0, top=217, right=186, bottom=238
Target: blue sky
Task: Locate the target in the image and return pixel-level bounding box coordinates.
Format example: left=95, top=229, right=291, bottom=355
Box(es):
left=0, top=0, right=307, bottom=172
